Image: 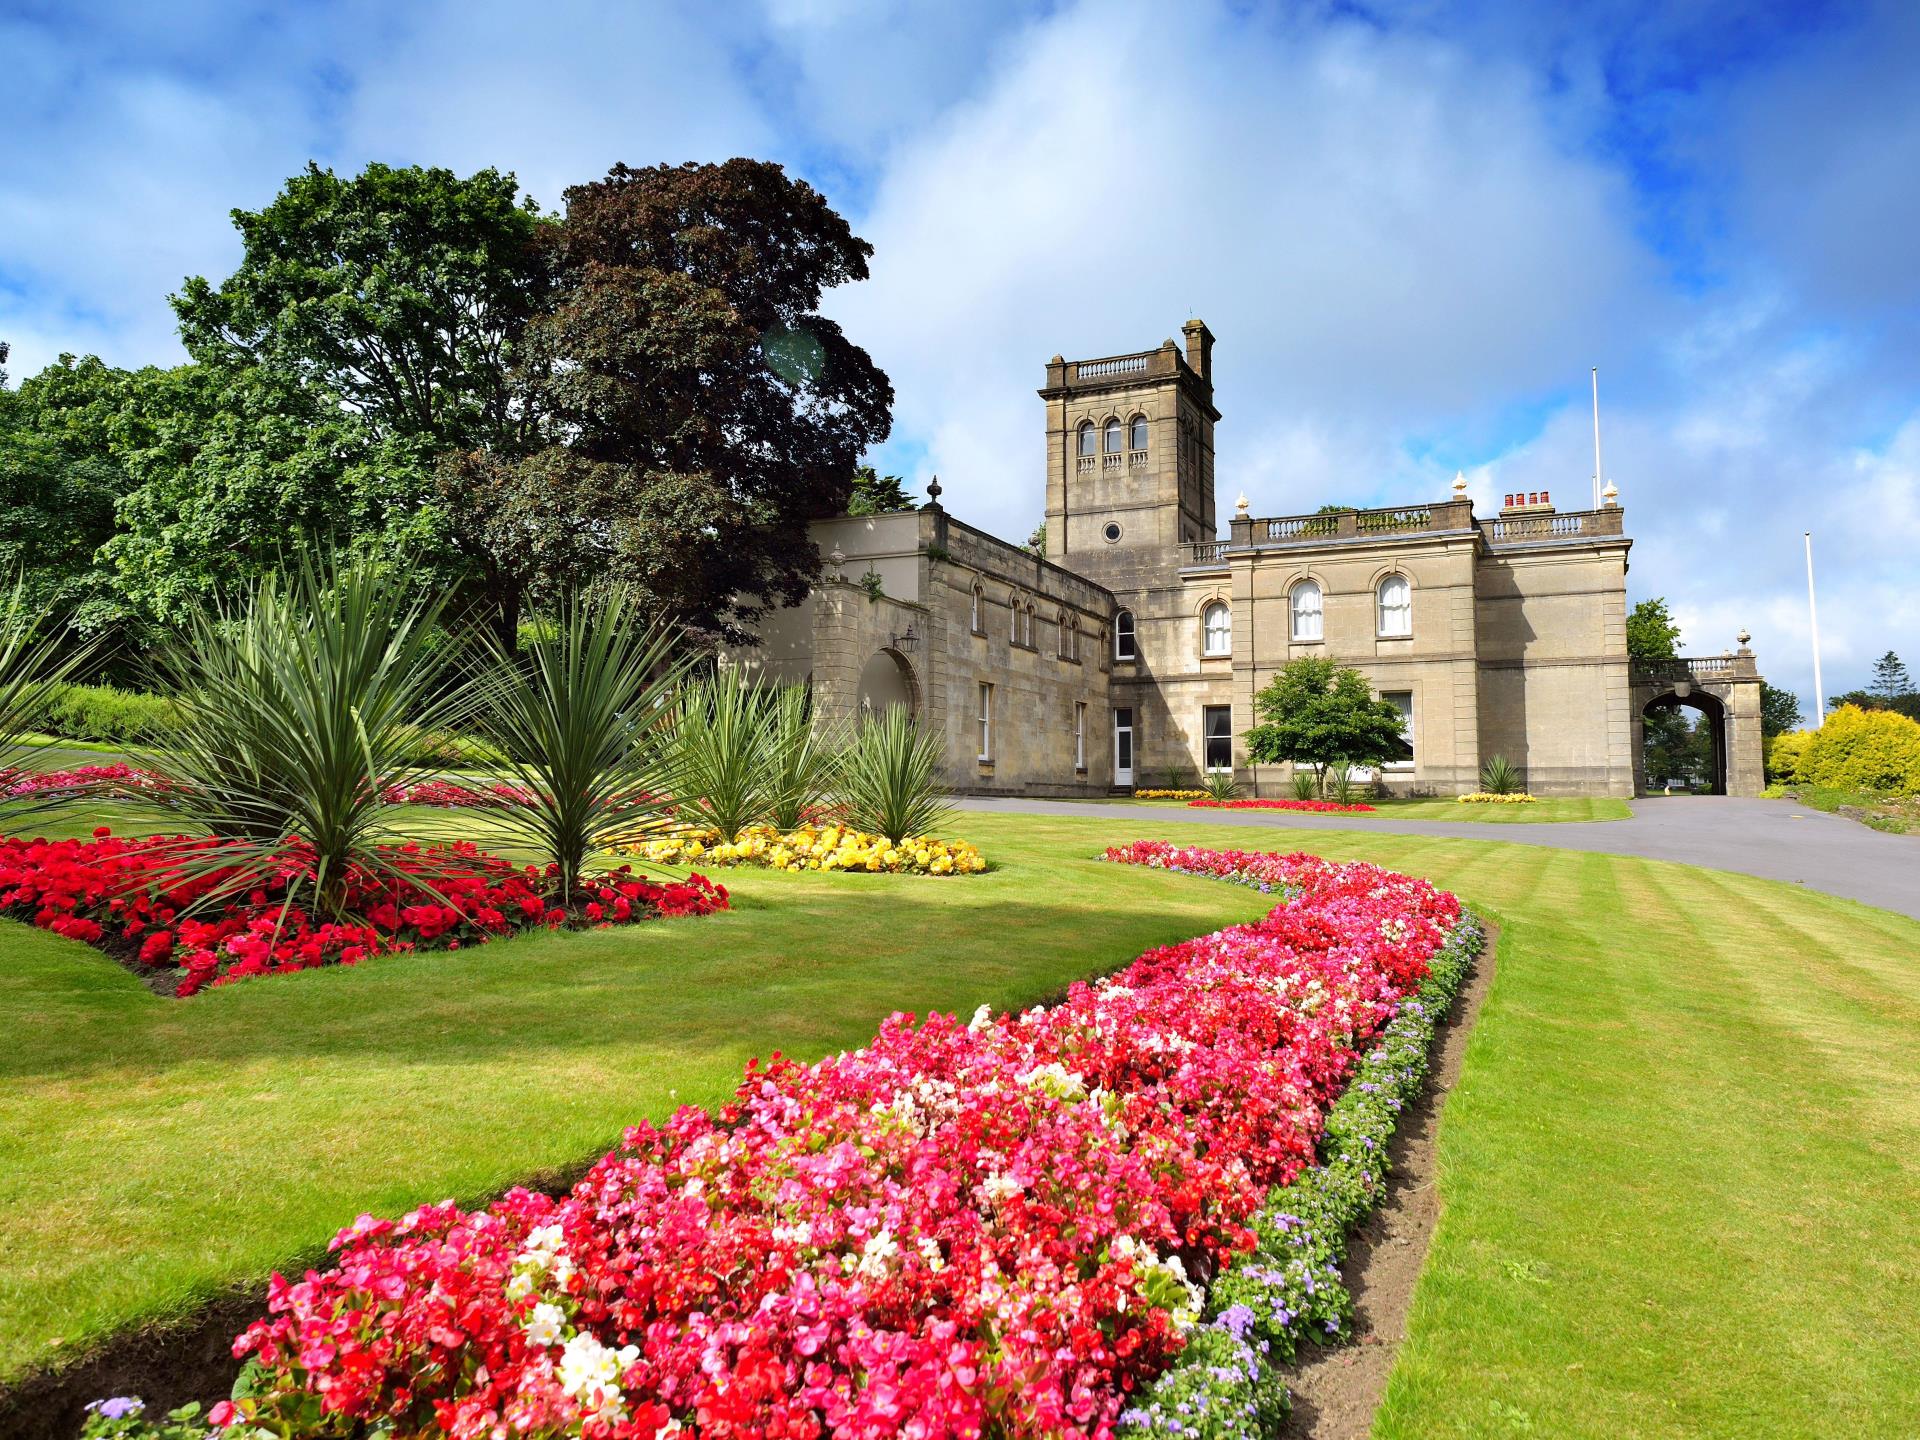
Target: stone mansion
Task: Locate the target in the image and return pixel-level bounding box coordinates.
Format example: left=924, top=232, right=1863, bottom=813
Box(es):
left=736, top=323, right=1767, bottom=798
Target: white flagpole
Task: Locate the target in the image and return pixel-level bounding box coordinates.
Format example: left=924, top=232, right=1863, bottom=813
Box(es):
left=1805, top=531, right=1824, bottom=728
left=1590, top=367, right=1603, bottom=511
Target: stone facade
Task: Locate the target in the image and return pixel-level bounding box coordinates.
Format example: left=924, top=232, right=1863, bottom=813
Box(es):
left=735, top=325, right=1768, bottom=799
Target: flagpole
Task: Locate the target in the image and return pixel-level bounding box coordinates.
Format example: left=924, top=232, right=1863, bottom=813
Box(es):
left=1805, top=531, right=1824, bottom=728
left=1590, top=367, right=1603, bottom=511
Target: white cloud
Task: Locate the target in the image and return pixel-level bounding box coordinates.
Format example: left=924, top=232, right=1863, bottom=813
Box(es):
left=833, top=0, right=1664, bottom=538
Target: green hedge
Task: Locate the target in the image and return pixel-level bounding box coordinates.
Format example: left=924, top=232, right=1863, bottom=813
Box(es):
left=31, top=684, right=502, bottom=766
left=36, top=683, right=183, bottom=746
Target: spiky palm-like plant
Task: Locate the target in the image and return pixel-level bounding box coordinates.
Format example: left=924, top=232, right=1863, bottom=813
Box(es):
left=765, top=684, right=841, bottom=831
left=1479, top=754, right=1522, bottom=795
left=668, top=670, right=777, bottom=843
left=470, top=588, right=687, bottom=901
left=837, top=705, right=952, bottom=844
left=140, top=553, right=465, bottom=916
left=1329, top=764, right=1362, bottom=806
left=1202, top=769, right=1240, bottom=801
left=0, top=580, right=99, bottom=834
left=1289, top=768, right=1319, bottom=801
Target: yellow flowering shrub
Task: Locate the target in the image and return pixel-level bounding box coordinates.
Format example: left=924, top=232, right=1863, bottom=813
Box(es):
left=1790, top=705, right=1920, bottom=795
left=1132, top=789, right=1209, bottom=800
left=627, top=824, right=987, bottom=876
left=1456, top=792, right=1538, bottom=804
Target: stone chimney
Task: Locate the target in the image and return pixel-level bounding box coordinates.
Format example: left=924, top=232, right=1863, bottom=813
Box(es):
left=1181, top=318, right=1215, bottom=385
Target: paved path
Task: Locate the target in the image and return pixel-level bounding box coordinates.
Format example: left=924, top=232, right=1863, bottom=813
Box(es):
left=955, top=795, right=1920, bottom=921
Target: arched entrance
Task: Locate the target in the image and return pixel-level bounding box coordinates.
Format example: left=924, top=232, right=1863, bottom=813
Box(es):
left=857, top=648, right=918, bottom=722
left=1639, top=690, right=1727, bottom=795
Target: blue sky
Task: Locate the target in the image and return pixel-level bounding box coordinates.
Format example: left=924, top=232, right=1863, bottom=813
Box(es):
left=4, top=0, right=1917, bottom=713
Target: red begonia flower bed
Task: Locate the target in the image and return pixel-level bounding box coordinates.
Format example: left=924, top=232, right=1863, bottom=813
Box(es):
left=1187, top=797, right=1376, bottom=813
left=0, top=831, right=727, bottom=997
left=209, top=847, right=1459, bottom=1440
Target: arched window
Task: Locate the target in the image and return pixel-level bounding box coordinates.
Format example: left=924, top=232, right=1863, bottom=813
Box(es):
left=1290, top=581, right=1324, bottom=642
left=1115, top=609, right=1137, bottom=661
left=1202, top=601, right=1232, bottom=657
left=1077, top=422, right=1096, bottom=457
left=1024, top=603, right=1036, bottom=647
left=1377, top=575, right=1411, bottom=637
left=970, top=581, right=984, bottom=633
left=1129, top=415, right=1148, bottom=451
left=1104, top=418, right=1123, bottom=453
left=1010, top=591, right=1023, bottom=644
left=1059, top=610, right=1073, bottom=659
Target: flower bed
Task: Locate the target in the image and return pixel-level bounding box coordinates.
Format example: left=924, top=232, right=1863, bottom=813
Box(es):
left=1456, top=792, right=1536, bottom=804
left=0, top=764, right=171, bottom=800
left=202, top=847, right=1464, bottom=1439
left=0, top=832, right=728, bottom=996
left=1186, top=797, right=1376, bottom=814
left=1130, top=789, right=1209, bottom=801
left=629, top=823, right=987, bottom=876
left=381, top=778, right=538, bottom=808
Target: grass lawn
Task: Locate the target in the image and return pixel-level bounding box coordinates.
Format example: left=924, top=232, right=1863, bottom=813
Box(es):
left=2, top=807, right=1917, bottom=1436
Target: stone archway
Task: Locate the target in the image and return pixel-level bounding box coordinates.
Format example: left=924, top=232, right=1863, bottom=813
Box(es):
left=1629, top=651, right=1767, bottom=797
left=1639, top=690, right=1727, bottom=795
left=857, top=647, right=918, bottom=722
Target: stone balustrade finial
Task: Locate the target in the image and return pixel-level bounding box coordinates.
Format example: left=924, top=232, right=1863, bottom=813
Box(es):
left=1452, top=470, right=1468, bottom=496
left=1234, top=492, right=1250, bottom=516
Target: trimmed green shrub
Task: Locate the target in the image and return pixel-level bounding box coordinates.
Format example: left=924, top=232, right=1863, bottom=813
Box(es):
left=1793, top=705, right=1920, bottom=795
left=33, top=682, right=178, bottom=746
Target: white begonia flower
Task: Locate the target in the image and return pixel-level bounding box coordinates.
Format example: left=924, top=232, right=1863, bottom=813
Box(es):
left=918, top=1236, right=946, bottom=1272
left=855, top=1228, right=899, bottom=1280
left=524, top=1302, right=566, bottom=1347
left=968, top=1003, right=993, bottom=1032
left=557, top=1333, right=640, bottom=1410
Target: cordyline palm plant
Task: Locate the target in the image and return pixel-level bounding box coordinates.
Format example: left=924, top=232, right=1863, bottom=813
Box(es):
left=765, top=683, right=841, bottom=831
left=0, top=580, right=99, bottom=834
left=836, top=704, right=953, bottom=844
left=469, top=587, right=688, bottom=901
left=667, top=669, right=777, bottom=843
left=139, top=553, right=467, bottom=917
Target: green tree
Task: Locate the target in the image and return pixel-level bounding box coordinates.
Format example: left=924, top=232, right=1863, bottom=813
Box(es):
left=1870, top=651, right=1913, bottom=700
left=473, top=159, right=893, bottom=643
left=1829, top=688, right=1920, bottom=723
left=1644, top=706, right=1714, bottom=790
left=174, top=162, right=552, bottom=454
left=1244, top=656, right=1409, bottom=793
left=1025, top=522, right=1046, bottom=556
left=173, top=162, right=554, bottom=639
left=846, top=465, right=911, bottom=515
left=1626, top=597, right=1682, bottom=661
left=1760, top=680, right=1803, bottom=739
left=0, top=355, right=136, bottom=633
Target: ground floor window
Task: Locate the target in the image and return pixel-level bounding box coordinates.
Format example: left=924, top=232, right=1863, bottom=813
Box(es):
left=1382, top=690, right=1413, bottom=769
left=1074, top=701, right=1087, bottom=769
left=1203, top=705, right=1233, bottom=772
left=978, top=682, right=993, bottom=761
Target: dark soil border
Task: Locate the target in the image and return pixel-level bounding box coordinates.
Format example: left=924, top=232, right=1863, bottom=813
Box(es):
left=1278, top=921, right=1499, bottom=1437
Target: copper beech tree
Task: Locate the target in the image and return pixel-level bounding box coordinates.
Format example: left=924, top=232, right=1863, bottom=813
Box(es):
left=443, top=159, right=894, bottom=644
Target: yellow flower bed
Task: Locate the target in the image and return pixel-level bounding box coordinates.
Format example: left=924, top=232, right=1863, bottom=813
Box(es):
left=627, top=824, right=987, bottom=876
left=1457, top=792, right=1538, bottom=804
left=1132, top=789, right=1210, bottom=800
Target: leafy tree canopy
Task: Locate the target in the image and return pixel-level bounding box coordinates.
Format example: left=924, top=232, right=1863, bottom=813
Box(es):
left=1760, top=680, right=1803, bottom=738
left=174, top=162, right=552, bottom=454
left=1829, top=689, right=1920, bottom=723
left=1626, top=597, right=1682, bottom=661
left=1244, top=656, right=1410, bottom=783
left=846, top=465, right=911, bottom=515
left=461, top=159, right=893, bottom=642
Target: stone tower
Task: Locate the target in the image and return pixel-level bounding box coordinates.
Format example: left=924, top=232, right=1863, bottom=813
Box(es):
left=1040, top=320, right=1220, bottom=578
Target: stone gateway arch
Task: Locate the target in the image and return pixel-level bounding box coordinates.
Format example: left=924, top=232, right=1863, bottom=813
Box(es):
left=1630, top=638, right=1766, bottom=797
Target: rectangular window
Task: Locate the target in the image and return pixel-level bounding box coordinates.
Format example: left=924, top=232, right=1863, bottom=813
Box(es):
left=1074, top=701, right=1087, bottom=769
left=1383, top=690, right=1414, bottom=769
left=978, top=682, right=993, bottom=761
left=1204, top=705, right=1233, bottom=773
